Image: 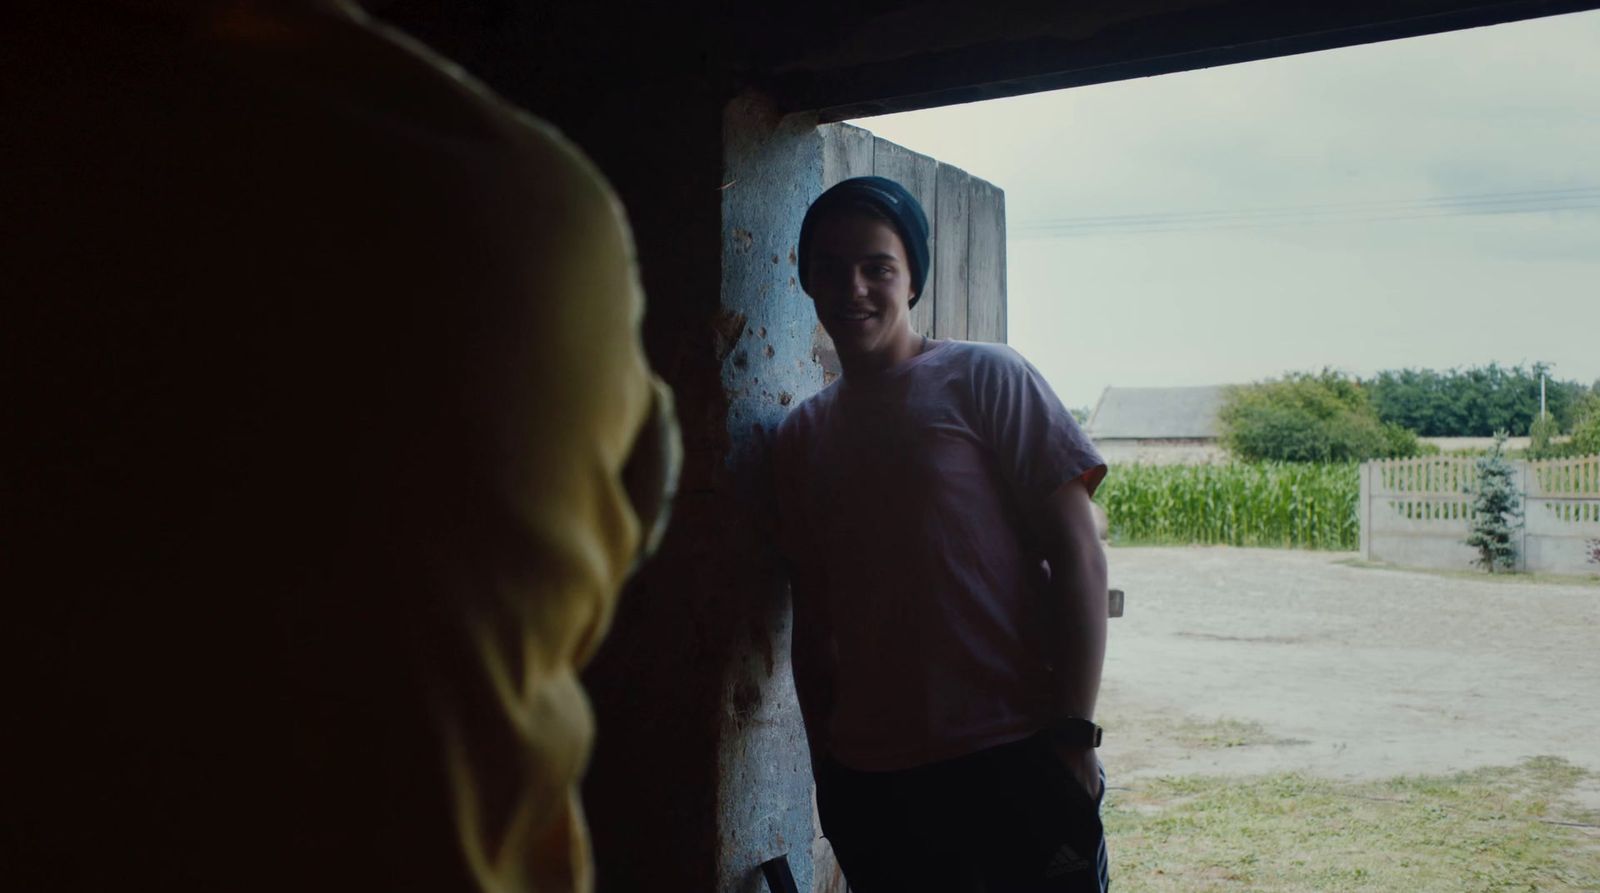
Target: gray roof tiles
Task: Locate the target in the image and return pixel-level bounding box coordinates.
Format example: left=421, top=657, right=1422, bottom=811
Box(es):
left=1086, top=385, right=1228, bottom=440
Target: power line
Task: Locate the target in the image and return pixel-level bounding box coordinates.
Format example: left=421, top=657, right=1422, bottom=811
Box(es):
left=1015, top=191, right=1600, bottom=234
left=1012, top=185, right=1600, bottom=238
left=1021, top=185, right=1600, bottom=225
left=1015, top=185, right=1600, bottom=230
left=1018, top=200, right=1600, bottom=237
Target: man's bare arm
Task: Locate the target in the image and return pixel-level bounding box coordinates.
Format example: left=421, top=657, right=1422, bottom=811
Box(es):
left=789, top=573, right=836, bottom=767
left=1037, top=476, right=1109, bottom=794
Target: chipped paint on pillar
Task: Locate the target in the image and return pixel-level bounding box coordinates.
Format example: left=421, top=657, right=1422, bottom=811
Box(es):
left=713, top=90, right=828, bottom=893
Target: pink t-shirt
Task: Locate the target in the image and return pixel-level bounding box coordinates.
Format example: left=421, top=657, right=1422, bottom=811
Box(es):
left=773, top=340, right=1106, bottom=771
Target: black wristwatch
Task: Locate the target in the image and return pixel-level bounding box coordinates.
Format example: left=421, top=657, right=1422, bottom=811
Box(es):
left=1046, top=717, right=1103, bottom=749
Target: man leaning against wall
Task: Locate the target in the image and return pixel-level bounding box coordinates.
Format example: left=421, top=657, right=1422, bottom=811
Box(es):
left=773, top=178, right=1112, bottom=893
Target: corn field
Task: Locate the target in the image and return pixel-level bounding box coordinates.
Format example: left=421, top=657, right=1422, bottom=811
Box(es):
left=1097, top=462, right=1360, bottom=550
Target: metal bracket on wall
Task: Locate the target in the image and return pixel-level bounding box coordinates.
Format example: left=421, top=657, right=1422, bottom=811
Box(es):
left=760, top=855, right=800, bottom=893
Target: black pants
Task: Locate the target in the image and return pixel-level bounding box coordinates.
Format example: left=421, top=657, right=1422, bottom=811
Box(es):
left=816, top=733, right=1110, bottom=893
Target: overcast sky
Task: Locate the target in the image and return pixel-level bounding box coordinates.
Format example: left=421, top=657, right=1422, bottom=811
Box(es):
left=852, top=9, right=1600, bottom=412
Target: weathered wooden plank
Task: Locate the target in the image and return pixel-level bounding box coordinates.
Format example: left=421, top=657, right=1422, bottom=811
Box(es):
left=967, top=175, right=1006, bottom=343
left=932, top=162, right=971, bottom=341
left=819, top=123, right=873, bottom=188
left=872, top=138, right=939, bottom=338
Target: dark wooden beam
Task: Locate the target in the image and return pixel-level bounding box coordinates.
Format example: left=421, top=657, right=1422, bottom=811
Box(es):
left=754, top=0, right=1600, bottom=121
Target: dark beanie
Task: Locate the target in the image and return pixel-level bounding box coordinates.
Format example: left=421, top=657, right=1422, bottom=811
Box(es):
left=797, top=176, right=932, bottom=308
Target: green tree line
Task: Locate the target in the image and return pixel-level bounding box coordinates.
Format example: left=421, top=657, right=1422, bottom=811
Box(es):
left=1220, top=364, right=1600, bottom=463
left=1366, top=363, right=1590, bottom=437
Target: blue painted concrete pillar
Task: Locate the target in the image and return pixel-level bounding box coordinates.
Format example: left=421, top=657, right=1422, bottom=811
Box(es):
left=713, top=91, right=830, bottom=893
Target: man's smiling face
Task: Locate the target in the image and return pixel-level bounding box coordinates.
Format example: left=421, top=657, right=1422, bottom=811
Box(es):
left=804, top=211, right=921, bottom=373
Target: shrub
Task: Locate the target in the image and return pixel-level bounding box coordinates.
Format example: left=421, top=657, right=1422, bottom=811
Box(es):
left=1380, top=423, right=1426, bottom=459
left=1569, top=395, right=1600, bottom=457
left=1531, top=391, right=1600, bottom=459
left=1570, top=416, right=1600, bottom=458
left=1219, top=370, right=1421, bottom=463
left=1527, top=414, right=1561, bottom=460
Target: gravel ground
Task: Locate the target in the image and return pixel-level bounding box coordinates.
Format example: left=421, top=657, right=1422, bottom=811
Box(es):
left=1097, top=546, right=1600, bottom=796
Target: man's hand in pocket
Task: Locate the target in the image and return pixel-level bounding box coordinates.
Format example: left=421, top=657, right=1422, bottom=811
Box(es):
left=1050, top=743, right=1103, bottom=803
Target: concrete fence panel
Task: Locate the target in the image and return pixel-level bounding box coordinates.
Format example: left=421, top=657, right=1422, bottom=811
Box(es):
left=1361, top=454, right=1600, bottom=575
left=1525, top=455, right=1600, bottom=574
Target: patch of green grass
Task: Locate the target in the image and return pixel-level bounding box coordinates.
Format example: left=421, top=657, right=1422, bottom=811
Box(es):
left=1168, top=717, right=1290, bottom=750
left=1334, top=557, right=1600, bottom=587
left=1105, top=757, right=1600, bottom=892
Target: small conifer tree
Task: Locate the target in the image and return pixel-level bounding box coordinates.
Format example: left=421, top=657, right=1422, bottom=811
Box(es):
left=1466, top=431, right=1522, bottom=573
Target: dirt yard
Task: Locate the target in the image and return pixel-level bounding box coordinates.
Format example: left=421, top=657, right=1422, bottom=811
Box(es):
left=1098, top=547, right=1600, bottom=795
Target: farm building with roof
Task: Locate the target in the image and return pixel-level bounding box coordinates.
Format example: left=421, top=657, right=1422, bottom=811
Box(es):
left=1085, top=385, right=1230, bottom=465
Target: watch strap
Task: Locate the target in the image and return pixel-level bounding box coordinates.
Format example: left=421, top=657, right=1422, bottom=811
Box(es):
left=1046, top=717, right=1103, bottom=749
